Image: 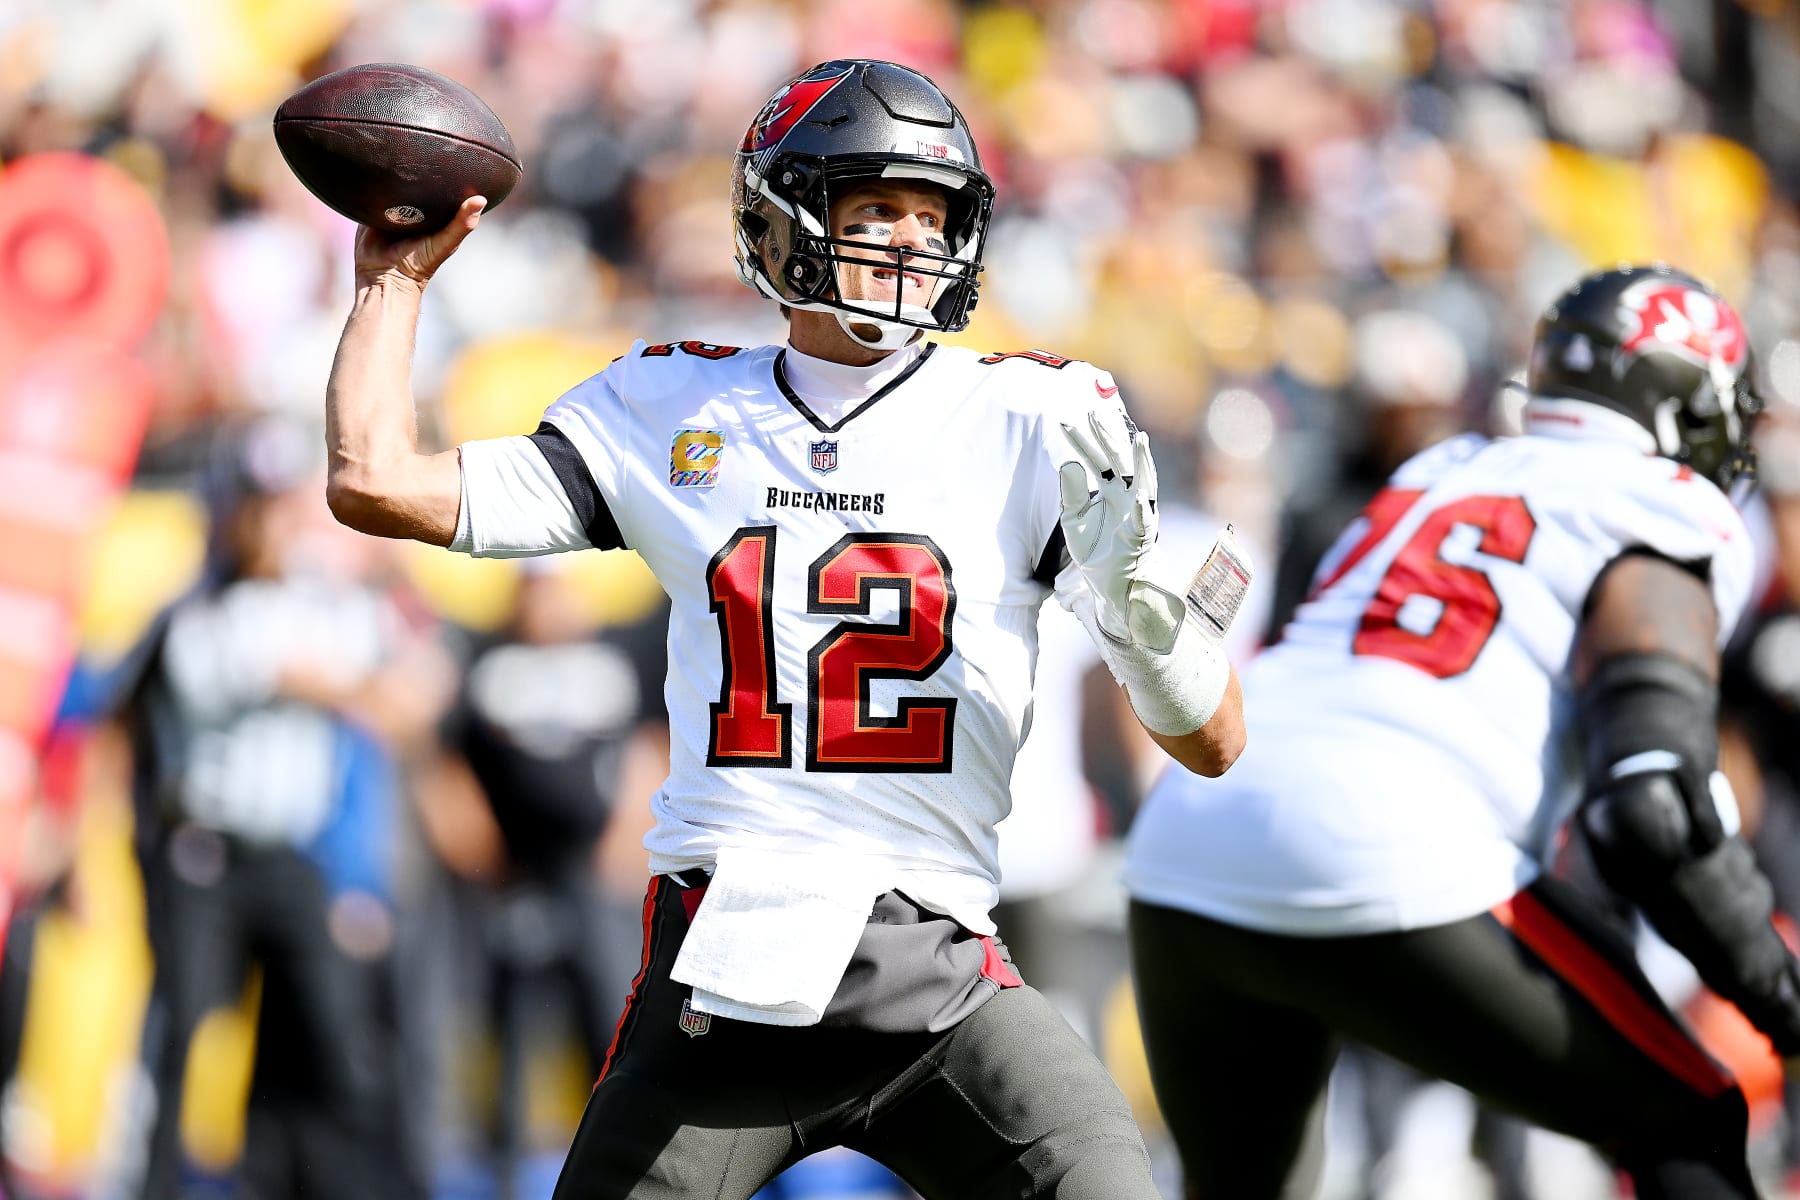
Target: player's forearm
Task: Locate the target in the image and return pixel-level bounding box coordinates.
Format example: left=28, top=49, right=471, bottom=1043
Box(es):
left=328, top=273, right=422, bottom=484
left=325, top=274, right=458, bottom=543
left=1145, top=666, right=1245, bottom=777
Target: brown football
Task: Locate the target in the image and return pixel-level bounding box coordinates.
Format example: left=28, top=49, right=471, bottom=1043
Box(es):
left=273, top=63, right=521, bottom=236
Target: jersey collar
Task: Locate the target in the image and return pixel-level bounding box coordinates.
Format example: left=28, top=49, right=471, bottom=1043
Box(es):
left=773, top=342, right=937, bottom=434
left=1521, top=396, right=1658, bottom=453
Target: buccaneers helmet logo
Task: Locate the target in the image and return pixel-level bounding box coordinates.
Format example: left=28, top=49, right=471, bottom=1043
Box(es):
left=741, top=65, right=855, bottom=154
left=1618, top=281, right=1748, bottom=369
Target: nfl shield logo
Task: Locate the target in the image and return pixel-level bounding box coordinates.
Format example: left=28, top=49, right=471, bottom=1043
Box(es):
left=809, top=439, right=839, bottom=475
left=679, top=998, right=712, bottom=1038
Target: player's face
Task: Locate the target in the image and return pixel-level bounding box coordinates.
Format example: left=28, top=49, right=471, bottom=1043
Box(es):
left=827, top=182, right=951, bottom=309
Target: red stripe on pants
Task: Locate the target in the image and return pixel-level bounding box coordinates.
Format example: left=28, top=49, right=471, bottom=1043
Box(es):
left=979, top=936, right=1022, bottom=988
left=1493, top=891, right=1733, bottom=1099
left=596, top=876, right=662, bottom=1088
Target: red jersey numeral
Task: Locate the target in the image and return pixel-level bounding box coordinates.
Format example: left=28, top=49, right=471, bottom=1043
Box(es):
left=1308, top=488, right=1425, bottom=601
left=807, top=535, right=957, bottom=772
left=644, top=341, right=744, bottom=359
left=977, top=349, right=1070, bottom=368
left=1350, top=493, right=1537, bottom=679
left=704, top=529, right=957, bottom=771
left=706, top=529, right=791, bottom=764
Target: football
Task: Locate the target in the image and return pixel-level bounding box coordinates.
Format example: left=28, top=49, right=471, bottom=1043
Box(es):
left=273, top=63, right=522, bottom=236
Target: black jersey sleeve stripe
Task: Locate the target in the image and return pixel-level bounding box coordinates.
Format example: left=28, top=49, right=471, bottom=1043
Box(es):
left=1031, top=525, right=1067, bottom=589
left=528, top=422, right=627, bottom=551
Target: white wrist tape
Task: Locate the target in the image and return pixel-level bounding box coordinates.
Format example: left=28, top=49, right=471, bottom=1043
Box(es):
left=1072, top=590, right=1230, bottom=737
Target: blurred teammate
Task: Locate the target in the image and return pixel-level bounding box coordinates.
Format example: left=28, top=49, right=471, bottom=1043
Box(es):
left=121, top=421, right=433, bottom=1200
left=1262, top=309, right=1531, bottom=1198
left=1125, top=265, right=1787, bottom=1199
left=321, top=58, right=1246, bottom=1200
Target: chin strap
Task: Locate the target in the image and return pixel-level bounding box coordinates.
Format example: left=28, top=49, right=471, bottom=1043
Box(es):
left=835, top=311, right=920, bottom=350
left=834, top=300, right=940, bottom=350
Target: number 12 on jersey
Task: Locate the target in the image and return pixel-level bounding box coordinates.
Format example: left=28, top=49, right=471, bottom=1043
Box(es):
left=706, top=527, right=959, bottom=772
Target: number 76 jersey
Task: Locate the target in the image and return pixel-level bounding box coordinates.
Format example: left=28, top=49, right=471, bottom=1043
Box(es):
left=538, top=340, right=1119, bottom=927
left=1124, top=429, right=1755, bottom=937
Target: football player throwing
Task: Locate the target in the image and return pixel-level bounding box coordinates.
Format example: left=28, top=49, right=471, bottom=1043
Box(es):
left=323, top=58, right=1246, bottom=1200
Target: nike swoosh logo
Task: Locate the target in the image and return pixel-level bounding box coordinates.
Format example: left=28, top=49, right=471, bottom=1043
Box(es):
left=1094, top=381, right=1120, bottom=399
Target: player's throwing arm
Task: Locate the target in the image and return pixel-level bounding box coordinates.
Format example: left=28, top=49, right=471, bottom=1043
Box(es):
left=279, top=65, right=518, bottom=545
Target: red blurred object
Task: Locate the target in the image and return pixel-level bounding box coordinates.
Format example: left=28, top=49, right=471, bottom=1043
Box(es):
left=1684, top=988, right=1784, bottom=1130
left=0, top=152, right=170, bottom=356
left=1162, top=0, right=1262, bottom=72
left=0, top=156, right=165, bottom=960
left=0, top=346, right=155, bottom=483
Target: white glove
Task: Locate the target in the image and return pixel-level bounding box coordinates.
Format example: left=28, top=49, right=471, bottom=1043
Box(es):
left=1057, top=412, right=1185, bottom=653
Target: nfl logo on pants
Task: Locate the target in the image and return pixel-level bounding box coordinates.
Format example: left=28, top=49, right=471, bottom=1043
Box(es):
left=679, top=998, right=712, bottom=1037
left=810, top=439, right=838, bottom=475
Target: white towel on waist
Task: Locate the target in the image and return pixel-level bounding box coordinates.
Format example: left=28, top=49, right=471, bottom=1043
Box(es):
left=670, top=845, right=883, bottom=1027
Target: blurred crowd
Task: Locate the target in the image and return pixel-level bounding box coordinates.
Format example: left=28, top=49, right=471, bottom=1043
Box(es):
left=4, top=0, right=1800, bottom=1197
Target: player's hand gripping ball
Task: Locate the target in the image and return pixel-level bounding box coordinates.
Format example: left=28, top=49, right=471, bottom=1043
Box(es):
left=274, top=63, right=521, bottom=236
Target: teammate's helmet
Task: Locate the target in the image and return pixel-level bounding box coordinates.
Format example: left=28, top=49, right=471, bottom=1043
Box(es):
left=1528, top=265, right=1763, bottom=489
left=731, top=60, right=995, bottom=350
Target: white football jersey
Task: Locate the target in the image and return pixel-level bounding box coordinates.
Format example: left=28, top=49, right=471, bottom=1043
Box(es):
left=1125, top=418, right=1755, bottom=936
left=525, top=339, right=1130, bottom=931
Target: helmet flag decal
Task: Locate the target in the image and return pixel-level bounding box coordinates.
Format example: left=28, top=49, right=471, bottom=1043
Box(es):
left=741, top=65, right=855, bottom=155
left=1618, top=281, right=1748, bottom=370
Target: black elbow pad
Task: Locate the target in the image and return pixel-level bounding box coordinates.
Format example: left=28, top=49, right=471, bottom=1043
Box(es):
left=1579, top=773, right=1698, bottom=888
left=1578, top=653, right=1800, bottom=1054
left=1578, top=653, right=1720, bottom=852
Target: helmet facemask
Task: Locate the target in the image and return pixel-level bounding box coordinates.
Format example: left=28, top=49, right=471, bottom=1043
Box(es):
left=1621, top=348, right=1763, bottom=494
left=1686, top=356, right=1764, bottom=498
left=737, top=158, right=991, bottom=349
left=731, top=60, right=996, bottom=351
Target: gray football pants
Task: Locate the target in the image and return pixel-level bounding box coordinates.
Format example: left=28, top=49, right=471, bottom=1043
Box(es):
left=1130, top=872, right=1756, bottom=1200
left=552, top=875, right=1158, bottom=1199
